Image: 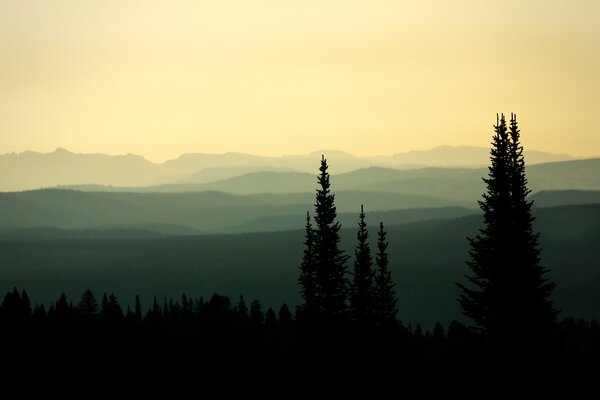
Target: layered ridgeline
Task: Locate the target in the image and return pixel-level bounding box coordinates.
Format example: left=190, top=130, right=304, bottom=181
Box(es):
left=1, top=147, right=599, bottom=327
left=0, top=159, right=600, bottom=235
left=0, top=146, right=578, bottom=192
left=0, top=204, right=599, bottom=327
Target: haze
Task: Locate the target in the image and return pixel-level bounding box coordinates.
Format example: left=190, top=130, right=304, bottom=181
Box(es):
left=1, top=1, right=599, bottom=161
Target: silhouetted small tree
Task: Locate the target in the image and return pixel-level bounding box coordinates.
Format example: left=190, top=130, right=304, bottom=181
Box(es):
left=55, top=293, right=72, bottom=321
left=278, top=304, right=292, bottom=326
left=349, top=205, right=375, bottom=327
left=77, top=289, right=98, bottom=319
left=265, top=307, right=277, bottom=328
left=0, top=288, right=31, bottom=322
left=235, top=295, right=249, bottom=323
left=100, top=292, right=124, bottom=321
left=134, top=295, right=143, bottom=322
left=298, top=211, right=317, bottom=318
left=373, top=222, right=398, bottom=328
left=250, top=299, right=264, bottom=326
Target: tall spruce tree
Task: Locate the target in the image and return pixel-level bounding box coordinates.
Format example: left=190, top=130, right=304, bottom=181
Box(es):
left=349, top=205, right=375, bottom=326
left=312, top=155, right=349, bottom=320
left=373, top=222, right=398, bottom=328
left=457, top=113, right=557, bottom=344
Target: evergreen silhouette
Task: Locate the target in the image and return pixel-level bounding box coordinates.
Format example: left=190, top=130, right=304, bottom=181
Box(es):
left=249, top=299, right=264, bottom=325
left=101, top=292, right=124, bottom=321
left=456, top=113, right=559, bottom=395
left=457, top=113, right=557, bottom=340
left=310, top=155, right=349, bottom=320
left=77, top=289, right=98, bottom=318
left=134, top=295, right=143, bottom=322
left=373, top=221, right=398, bottom=328
left=278, top=304, right=292, bottom=326
left=54, top=292, right=72, bottom=321
left=0, top=288, right=31, bottom=321
left=265, top=307, right=277, bottom=328
left=298, top=211, right=316, bottom=317
left=235, top=295, right=249, bottom=322
left=349, top=204, right=375, bottom=326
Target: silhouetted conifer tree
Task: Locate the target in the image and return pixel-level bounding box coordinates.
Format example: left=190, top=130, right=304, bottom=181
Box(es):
left=134, top=295, right=142, bottom=322
left=349, top=205, right=375, bottom=326
left=77, top=289, right=98, bottom=318
left=457, top=114, right=559, bottom=396
left=265, top=307, right=277, bottom=328
left=236, top=295, right=249, bottom=322
left=20, top=290, right=31, bottom=318
left=32, top=304, right=46, bottom=321
left=278, top=304, right=292, bottom=326
left=250, top=299, right=264, bottom=325
left=457, top=114, right=557, bottom=341
left=0, top=288, right=25, bottom=321
left=432, top=322, right=445, bottom=341
left=101, top=293, right=109, bottom=319
left=101, top=292, right=124, bottom=321
left=373, top=222, right=398, bottom=328
left=298, top=211, right=317, bottom=317
left=311, top=155, right=349, bottom=320
left=206, top=293, right=231, bottom=323
left=181, top=293, right=192, bottom=320
left=55, top=293, right=71, bottom=321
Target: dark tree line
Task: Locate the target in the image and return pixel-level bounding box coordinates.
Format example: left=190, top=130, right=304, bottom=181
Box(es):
left=1, top=114, right=599, bottom=398
left=1, top=287, right=598, bottom=399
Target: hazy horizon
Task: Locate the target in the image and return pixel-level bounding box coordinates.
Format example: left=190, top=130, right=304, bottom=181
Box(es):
left=0, top=143, right=587, bottom=164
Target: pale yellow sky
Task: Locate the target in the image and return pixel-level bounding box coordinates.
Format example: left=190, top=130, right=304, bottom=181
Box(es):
left=0, top=0, right=599, bottom=162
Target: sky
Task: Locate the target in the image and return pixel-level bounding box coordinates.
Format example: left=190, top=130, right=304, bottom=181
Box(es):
left=0, top=0, right=599, bottom=162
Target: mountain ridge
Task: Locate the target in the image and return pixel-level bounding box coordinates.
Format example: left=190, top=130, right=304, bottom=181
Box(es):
left=1, top=146, right=580, bottom=192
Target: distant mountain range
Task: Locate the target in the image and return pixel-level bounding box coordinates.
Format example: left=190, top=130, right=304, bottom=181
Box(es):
left=57, top=158, right=600, bottom=203
left=0, top=146, right=578, bottom=191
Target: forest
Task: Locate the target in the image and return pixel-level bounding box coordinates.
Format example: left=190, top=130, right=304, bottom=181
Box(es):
left=1, top=115, right=599, bottom=399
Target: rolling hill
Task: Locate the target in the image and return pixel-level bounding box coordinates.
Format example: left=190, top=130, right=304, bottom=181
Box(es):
left=0, top=189, right=471, bottom=234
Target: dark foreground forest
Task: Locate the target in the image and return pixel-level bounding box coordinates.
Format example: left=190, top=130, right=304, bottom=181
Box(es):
left=1, top=288, right=599, bottom=399
left=2, top=115, right=599, bottom=399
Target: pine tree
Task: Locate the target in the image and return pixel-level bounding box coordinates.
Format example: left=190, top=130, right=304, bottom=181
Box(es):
left=101, top=293, right=110, bottom=320
left=349, top=205, right=375, bottom=326
left=278, top=304, right=292, bottom=326
left=265, top=307, right=277, bottom=328
left=77, top=289, right=98, bottom=319
left=55, top=293, right=71, bottom=321
left=507, top=113, right=557, bottom=337
left=373, top=222, right=398, bottom=328
left=135, top=295, right=143, bottom=322
left=311, top=155, right=349, bottom=320
left=249, top=299, right=264, bottom=325
left=235, top=295, right=249, bottom=323
left=20, top=290, right=32, bottom=319
left=298, top=211, right=316, bottom=317
left=457, top=113, right=557, bottom=344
